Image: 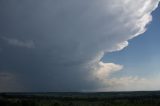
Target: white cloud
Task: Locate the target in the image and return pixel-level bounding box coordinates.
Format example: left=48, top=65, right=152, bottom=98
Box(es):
left=93, top=62, right=123, bottom=80
left=87, top=0, right=160, bottom=91
left=95, top=76, right=160, bottom=91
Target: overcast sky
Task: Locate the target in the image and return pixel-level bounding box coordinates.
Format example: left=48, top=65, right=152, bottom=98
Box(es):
left=0, top=0, right=160, bottom=92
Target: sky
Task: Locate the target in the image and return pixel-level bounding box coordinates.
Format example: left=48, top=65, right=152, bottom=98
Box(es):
left=103, top=5, right=160, bottom=78
left=103, top=5, right=160, bottom=80
left=0, top=0, right=160, bottom=92
left=102, top=5, right=160, bottom=91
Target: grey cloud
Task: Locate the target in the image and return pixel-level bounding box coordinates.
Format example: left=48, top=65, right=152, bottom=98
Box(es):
left=0, top=72, right=25, bottom=92
left=1, top=37, right=35, bottom=48
left=0, top=0, right=159, bottom=92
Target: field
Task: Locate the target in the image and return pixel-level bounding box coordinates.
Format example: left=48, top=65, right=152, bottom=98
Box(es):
left=1, top=91, right=160, bottom=106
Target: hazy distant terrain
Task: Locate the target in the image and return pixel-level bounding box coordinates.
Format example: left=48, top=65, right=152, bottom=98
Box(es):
left=1, top=91, right=160, bottom=106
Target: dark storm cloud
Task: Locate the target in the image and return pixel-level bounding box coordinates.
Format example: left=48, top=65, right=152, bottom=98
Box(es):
left=0, top=0, right=159, bottom=92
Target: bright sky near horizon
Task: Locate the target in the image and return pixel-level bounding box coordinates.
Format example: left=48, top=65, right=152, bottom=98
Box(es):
left=0, top=0, right=160, bottom=92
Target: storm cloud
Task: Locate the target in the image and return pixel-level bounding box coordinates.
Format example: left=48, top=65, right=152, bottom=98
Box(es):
left=0, top=0, right=159, bottom=92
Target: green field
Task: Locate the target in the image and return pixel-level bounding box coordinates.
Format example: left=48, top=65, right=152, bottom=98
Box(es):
left=1, top=91, right=160, bottom=106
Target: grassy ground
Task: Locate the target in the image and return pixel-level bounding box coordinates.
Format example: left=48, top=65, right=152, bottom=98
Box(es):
left=1, top=91, right=160, bottom=106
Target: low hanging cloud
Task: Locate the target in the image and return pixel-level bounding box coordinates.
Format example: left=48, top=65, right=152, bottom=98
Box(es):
left=1, top=37, right=35, bottom=48
left=0, top=0, right=159, bottom=92
left=93, top=62, right=123, bottom=80
left=96, top=76, right=160, bottom=91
